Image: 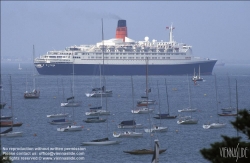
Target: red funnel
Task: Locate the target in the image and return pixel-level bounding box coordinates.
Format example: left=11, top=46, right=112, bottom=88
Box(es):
left=115, top=20, right=127, bottom=42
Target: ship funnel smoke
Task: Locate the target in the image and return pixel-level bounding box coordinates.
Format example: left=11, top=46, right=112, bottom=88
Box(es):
left=115, top=20, right=127, bottom=42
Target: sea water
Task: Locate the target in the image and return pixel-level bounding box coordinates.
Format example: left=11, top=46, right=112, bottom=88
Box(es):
left=1, top=62, right=250, bottom=163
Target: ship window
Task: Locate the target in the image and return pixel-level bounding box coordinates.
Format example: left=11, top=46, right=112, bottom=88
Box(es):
left=49, top=56, right=56, bottom=58
left=141, top=57, right=144, bottom=59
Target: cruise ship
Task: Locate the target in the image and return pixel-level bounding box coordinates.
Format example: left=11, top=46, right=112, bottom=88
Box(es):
left=34, top=20, right=217, bottom=75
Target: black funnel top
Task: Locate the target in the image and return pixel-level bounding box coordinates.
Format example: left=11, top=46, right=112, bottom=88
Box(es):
left=117, top=20, right=126, bottom=27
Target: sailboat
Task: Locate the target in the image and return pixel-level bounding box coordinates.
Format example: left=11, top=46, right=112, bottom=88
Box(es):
left=24, top=45, right=40, bottom=99
left=61, top=60, right=81, bottom=107
left=113, top=76, right=143, bottom=138
left=177, top=116, right=198, bottom=124
left=85, top=65, right=112, bottom=98
left=82, top=19, right=119, bottom=145
left=85, top=64, right=110, bottom=116
left=218, top=77, right=238, bottom=117
left=192, top=65, right=203, bottom=81
left=0, top=115, right=12, bottom=120
left=132, top=57, right=154, bottom=114
left=221, top=75, right=236, bottom=112
left=124, top=69, right=166, bottom=154
left=18, top=63, right=22, bottom=70
left=203, top=74, right=226, bottom=129
left=85, top=86, right=112, bottom=97
left=117, top=120, right=143, bottom=129
left=177, top=75, right=198, bottom=124
left=57, top=101, right=82, bottom=131
left=48, top=118, right=72, bottom=125
left=47, top=79, right=69, bottom=118
left=144, top=81, right=168, bottom=133
left=85, top=106, right=110, bottom=116
left=154, top=79, right=177, bottom=119
left=83, top=117, right=106, bottom=123
left=178, top=75, right=197, bottom=112
left=1, top=76, right=22, bottom=137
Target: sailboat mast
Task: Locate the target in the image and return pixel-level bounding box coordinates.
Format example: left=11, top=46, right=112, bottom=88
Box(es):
left=215, top=74, right=219, bottom=122
left=99, top=64, right=102, bottom=107
left=165, top=79, right=170, bottom=114
left=32, top=45, right=36, bottom=90
left=146, top=57, right=153, bottom=149
left=101, top=18, right=109, bottom=138
left=228, top=75, right=232, bottom=108
left=61, top=79, right=66, bottom=115
left=72, top=56, right=75, bottom=98
left=187, top=75, right=191, bottom=108
left=131, top=76, right=136, bottom=131
left=25, top=73, right=27, bottom=92
left=10, top=75, right=14, bottom=128
left=157, top=81, right=162, bottom=124
left=146, top=57, right=148, bottom=100
left=236, top=79, right=239, bottom=137
left=101, top=19, right=105, bottom=108
left=131, top=76, right=135, bottom=112
left=199, top=65, right=200, bottom=78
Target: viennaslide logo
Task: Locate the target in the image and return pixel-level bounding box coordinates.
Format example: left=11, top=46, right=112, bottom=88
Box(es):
left=220, top=143, right=248, bottom=162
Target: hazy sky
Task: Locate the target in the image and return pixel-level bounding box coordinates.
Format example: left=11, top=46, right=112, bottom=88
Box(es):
left=1, top=1, right=250, bottom=63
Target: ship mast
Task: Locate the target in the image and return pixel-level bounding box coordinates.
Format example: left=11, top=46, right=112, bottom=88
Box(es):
left=166, top=24, right=175, bottom=43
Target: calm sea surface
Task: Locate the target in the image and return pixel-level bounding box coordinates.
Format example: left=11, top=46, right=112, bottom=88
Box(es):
left=1, top=62, right=250, bottom=163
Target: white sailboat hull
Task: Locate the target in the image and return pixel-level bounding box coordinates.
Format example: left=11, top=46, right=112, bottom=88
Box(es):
left=85, top=92, right=112, bottom=97
left=144, top=127, right=168, bottom=133
left=57, top=125, right=82, bottom=132
left=61, top=102, right=81, bottom=107
left=47, top=113, right=69, bottom=118
left=1, top=132, right=23, bottom=137
left=113, top=131, right=143, bottom=138
left=178, top=108, right=197, bottom=112
left=203, top=123, right=226, bottom=129
left=131, top=108, right=154, bottom=114
left=85, top=110, right=110, bottom=116
left=177, top=119, right=198, bottom=124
